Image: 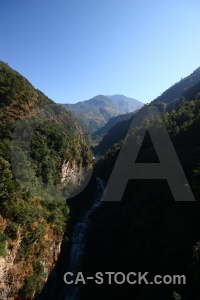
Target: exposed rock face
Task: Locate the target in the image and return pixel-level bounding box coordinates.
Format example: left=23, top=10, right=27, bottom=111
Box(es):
left=0, top=157, right=86, bottom=300
left=0, top=160, right=88, bottom=300
left=61, top=160, right=81, bottom=184
left=0, top=230, right=22, bottom=300
left=0, top=225, right=63, bottom=300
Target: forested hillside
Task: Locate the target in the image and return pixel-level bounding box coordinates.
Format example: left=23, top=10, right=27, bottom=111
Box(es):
left=81, top=79, right=200, bottom=300
left=0, top=61, right=92, bottom=300
left=95, top=70, right=200, bottom=156
left=91, top=111, right=134, bottom=144
left=93, top=117, right=133, bottom=155
left=152, top=66, right=200, bottom=105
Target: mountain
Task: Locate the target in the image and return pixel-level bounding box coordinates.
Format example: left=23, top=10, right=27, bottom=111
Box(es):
left=40, top=67, right=200, bottom=300
left=106, top=94, right=143, bottom=111
left=61, top=94, right=143, bottom=133
left=95, top=67, right=200, bottom=156
left=80, top=72, right=200, bottom=300
left=0, top=61, right=92, bottom=300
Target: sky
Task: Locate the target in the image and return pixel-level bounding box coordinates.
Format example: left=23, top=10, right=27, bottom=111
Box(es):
left=1, top=0, right=200, bottom=104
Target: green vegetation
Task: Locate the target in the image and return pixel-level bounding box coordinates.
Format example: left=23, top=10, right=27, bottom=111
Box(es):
left=0, top=61, right=92, bottom=299
left=23, top=259, right=46, bottom=298
left=91, top=111, right=135, bottom=144
left=93, top=117, right=132, bottom=156
left=0, top=231, right=8, bottom=258
left=81, top=80, right=200, bottom=300
left=2, top=59, right=200, bottom=300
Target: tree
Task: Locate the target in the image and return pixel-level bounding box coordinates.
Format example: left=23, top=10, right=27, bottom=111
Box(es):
left=0, top=157, right=14, bottom=200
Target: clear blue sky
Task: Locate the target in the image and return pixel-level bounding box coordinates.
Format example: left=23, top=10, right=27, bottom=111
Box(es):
left=1, top=0, right=200, bottom=104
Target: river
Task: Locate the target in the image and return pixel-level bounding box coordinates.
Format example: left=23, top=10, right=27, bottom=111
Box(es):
left=65, top=177, right=105, bottom=300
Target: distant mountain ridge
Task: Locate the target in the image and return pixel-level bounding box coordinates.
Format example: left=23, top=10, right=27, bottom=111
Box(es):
left=61, top=94, right=143, bottom=133
left=95, top=66, right=200, bottom=156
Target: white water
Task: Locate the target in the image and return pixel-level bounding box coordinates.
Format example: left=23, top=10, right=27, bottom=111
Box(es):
left=65, top=177, right=105, bottom=300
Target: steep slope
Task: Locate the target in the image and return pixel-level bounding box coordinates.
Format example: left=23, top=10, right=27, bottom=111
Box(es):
left=181, top=79, right=200, bottom=101
left=95, top=67, right=200, bottom=156
left=93, top=117, right=132, bottom=155
left=82, top=85, right=200, bottom=300
left=91, top=111, right=135, bottom=144
left=0, top=61, right=92, bottom=300
left=152, top=66, right=200, bottom=105
left=62, top=94, right=143, bottom=133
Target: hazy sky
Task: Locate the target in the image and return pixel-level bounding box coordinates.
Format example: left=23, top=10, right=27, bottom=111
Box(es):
left=1, top=0, right=200, bottom=103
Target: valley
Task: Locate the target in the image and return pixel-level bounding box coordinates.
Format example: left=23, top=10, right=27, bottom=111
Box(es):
left=1, top=62, right=200, bottom=300
left=61, top=95, right=143, bottom=134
